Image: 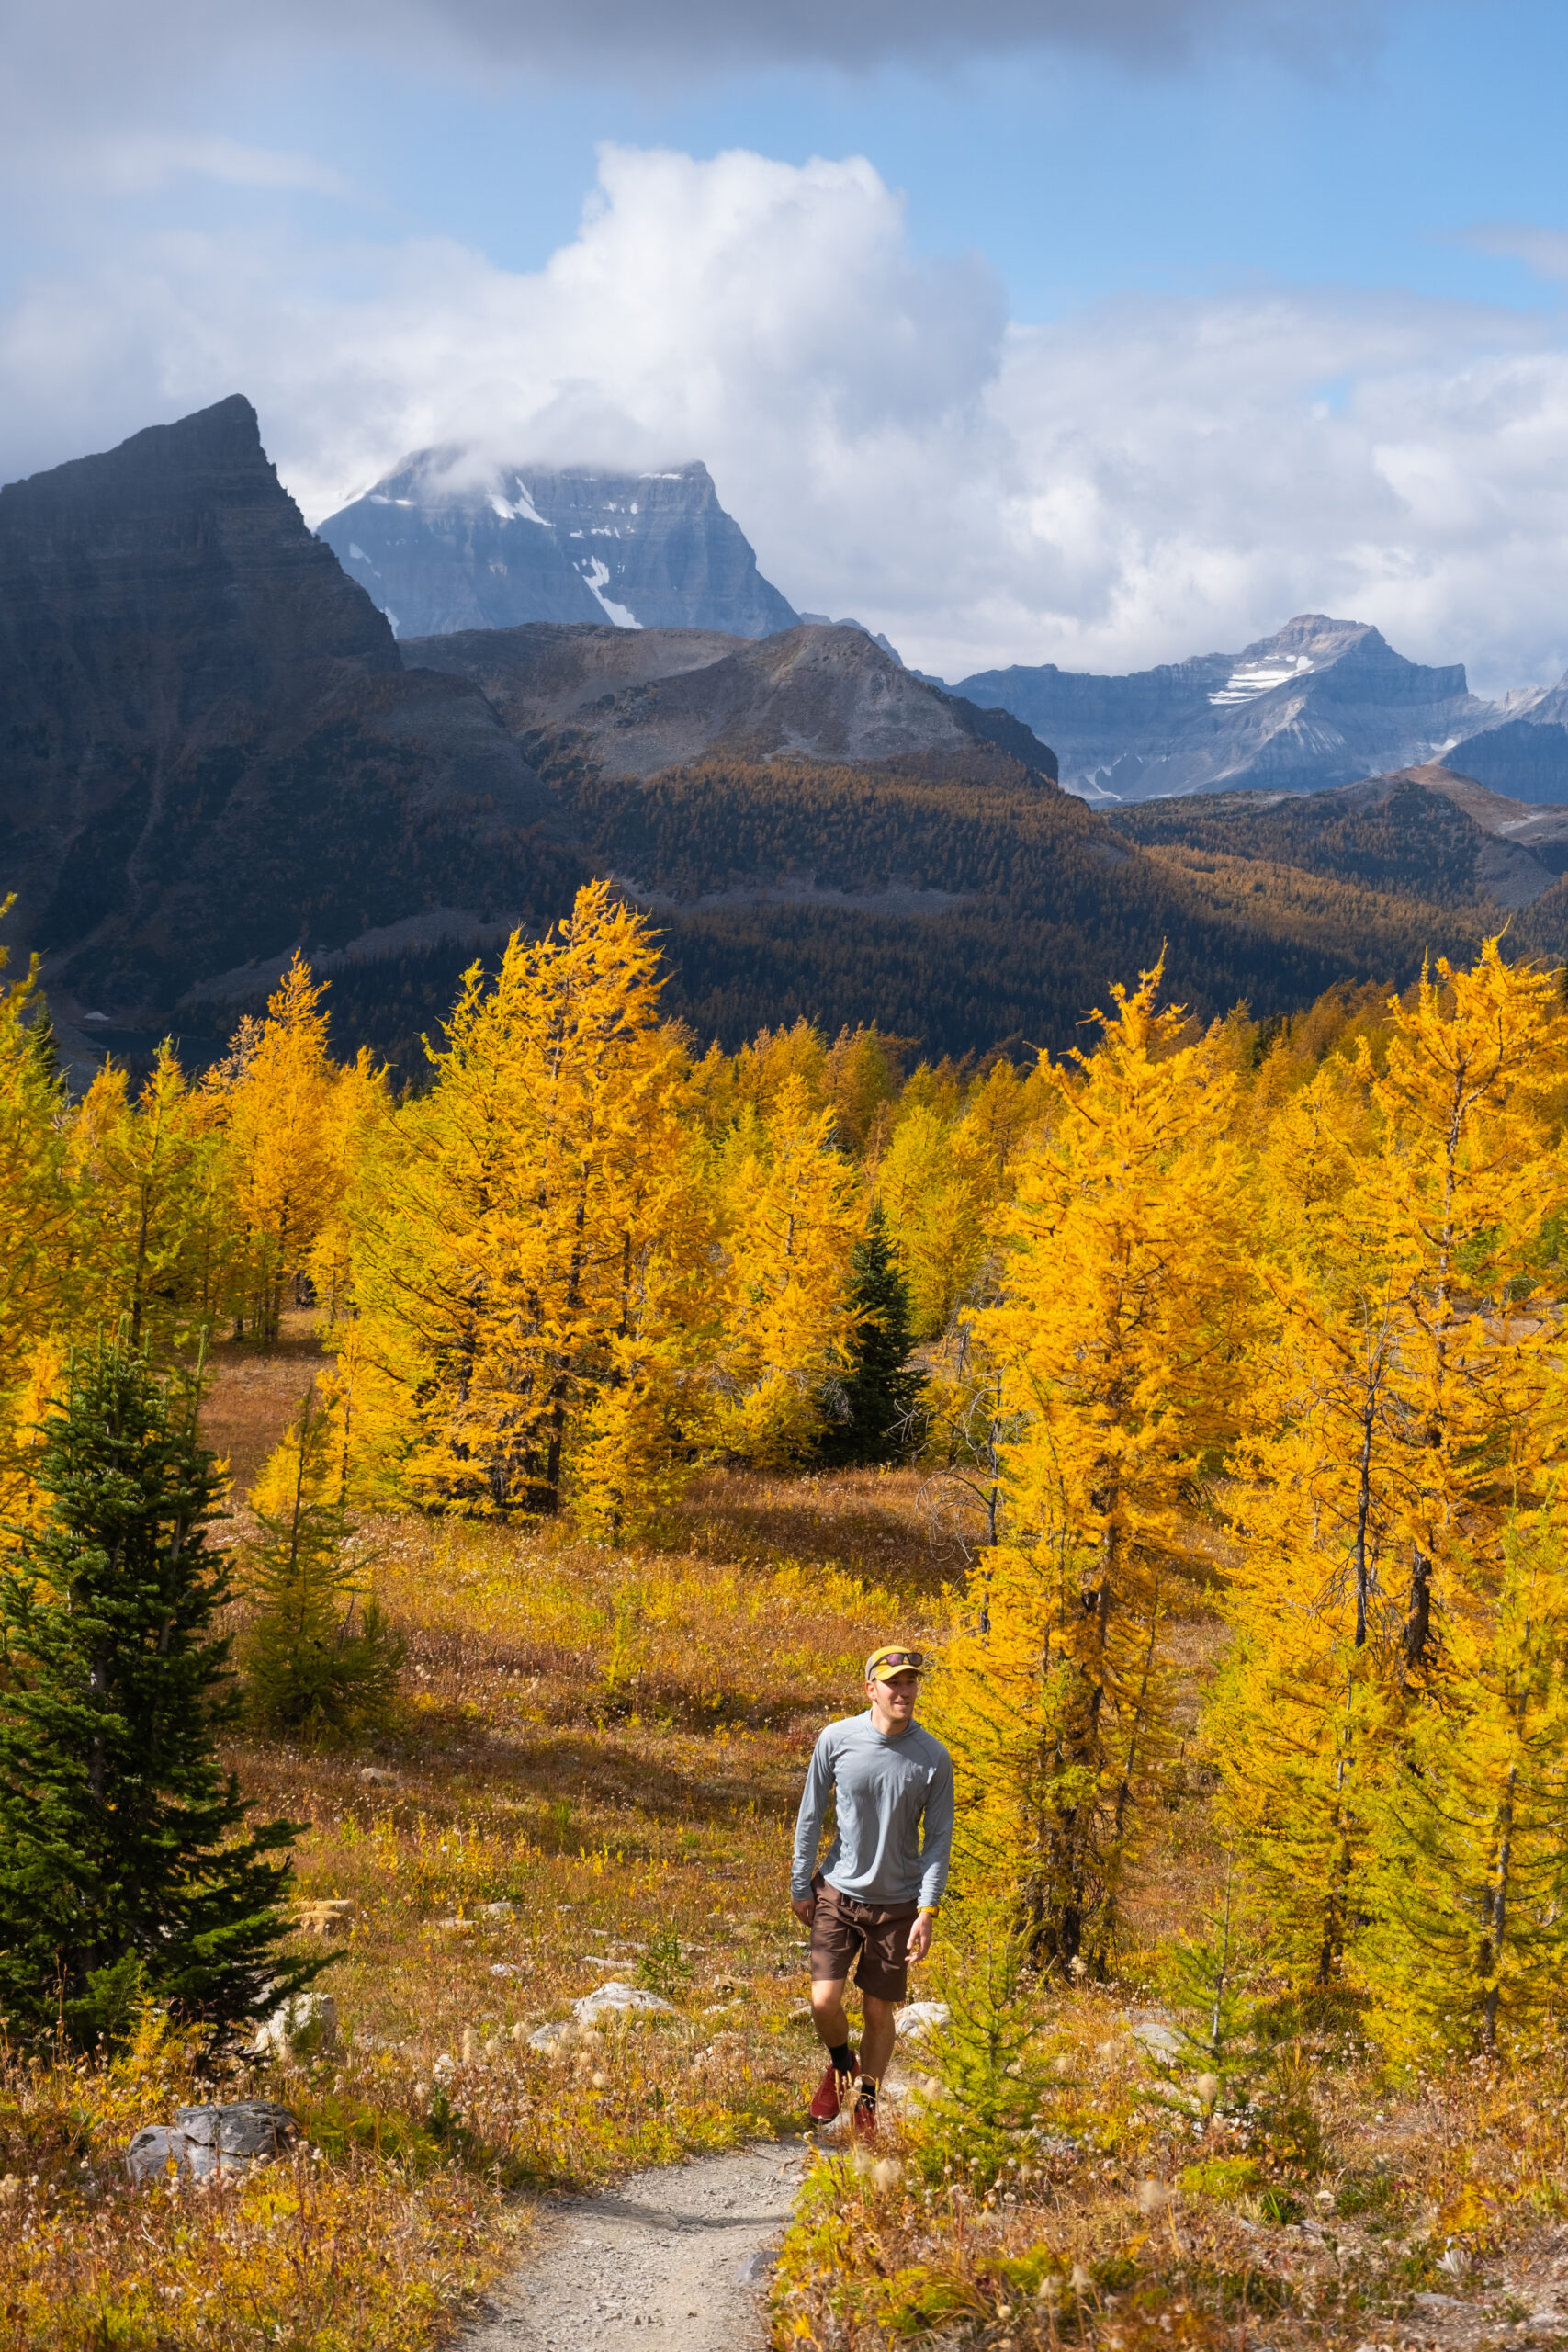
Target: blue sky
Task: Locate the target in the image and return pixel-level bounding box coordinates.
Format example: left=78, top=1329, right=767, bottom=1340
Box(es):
left=4, top=0, right=1568, bottom=688
left=190, top=4, right=1563, bottom=320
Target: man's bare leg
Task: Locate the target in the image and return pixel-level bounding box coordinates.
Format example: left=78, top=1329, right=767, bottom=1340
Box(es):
left=857, top=1993, right=897, bottom=2086
left=811, top=1980, right=897, bottom=2083
left=810, top=1975, right=853, bottom=2060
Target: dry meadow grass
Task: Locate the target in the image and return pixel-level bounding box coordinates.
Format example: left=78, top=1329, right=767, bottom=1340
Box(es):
left=0, top=1319, right=949, bottom=2350
left=8, top=1324, right=1566, bottom=2352
left=776, top=2004, right=1568, bottom=2352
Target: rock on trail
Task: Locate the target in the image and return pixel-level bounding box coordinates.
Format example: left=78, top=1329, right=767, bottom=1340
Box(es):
left=461, top=2142, right=802, bottom=2351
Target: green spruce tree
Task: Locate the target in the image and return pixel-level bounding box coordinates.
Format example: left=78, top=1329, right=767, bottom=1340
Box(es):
left=818, top=1204, right=926, bottom=1464
left=244, top=1385, right=403, bottom=1741
left=0, top=1336, right=318, bottom=2047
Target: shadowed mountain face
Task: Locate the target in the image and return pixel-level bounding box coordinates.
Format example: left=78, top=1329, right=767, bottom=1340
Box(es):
left=318, top=455, right=800, bottom=641
left=1443, top=662, right=1568, bottom=804
left=0, top=396, right=572, bottom=1041
left=404, top=619, right=1061, bottom=782
left=954, top=615, right=1488, bottom=802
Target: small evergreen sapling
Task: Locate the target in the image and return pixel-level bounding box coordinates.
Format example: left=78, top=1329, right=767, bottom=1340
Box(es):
left=919, top=1908, right=1067, bottom=2190
left=244, top=1385, right=403, bottom=1740
left=818, top=1204, right=926, bottom=1465
left=1155, top=1861, right=1268, bottom=2105
left=0, top=1336, right=318, bottom=2047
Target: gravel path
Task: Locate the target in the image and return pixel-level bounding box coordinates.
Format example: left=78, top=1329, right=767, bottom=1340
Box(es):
left=460, top=2141, right=804, bottom=2352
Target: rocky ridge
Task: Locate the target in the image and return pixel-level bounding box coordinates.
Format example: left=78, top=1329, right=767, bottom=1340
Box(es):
left=406, top=618, right=1059, bottom=783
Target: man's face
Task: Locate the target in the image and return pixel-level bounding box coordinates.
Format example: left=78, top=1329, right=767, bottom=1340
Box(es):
left=869, top=1668, right=919, bottom=1726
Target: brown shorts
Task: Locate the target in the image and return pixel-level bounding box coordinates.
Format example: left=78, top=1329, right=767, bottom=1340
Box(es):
left=808, top=1873, right=919, bottom=2003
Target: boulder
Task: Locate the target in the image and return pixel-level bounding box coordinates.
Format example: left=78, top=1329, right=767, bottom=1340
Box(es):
left=253, top=1989, right=338, bottom=2058
left=125, top=2100, right=298, bottom=2183
left=526, top=2020, right=577, bottom=2051
left=1130, top=2019, right=1183, bottom=2062
left=572, top=1982, right=673, bottom=2024
left=895, top=2001, right=951, bottom=2041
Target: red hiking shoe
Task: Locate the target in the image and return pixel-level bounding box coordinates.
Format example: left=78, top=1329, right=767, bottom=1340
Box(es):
left=808, top=2061, right=854, bottom=2122
left=852, top=2085, right=879, bottom=2141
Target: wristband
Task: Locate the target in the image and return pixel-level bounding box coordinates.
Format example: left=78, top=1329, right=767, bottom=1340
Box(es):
left=919, top=1905, right=939, bottom=1917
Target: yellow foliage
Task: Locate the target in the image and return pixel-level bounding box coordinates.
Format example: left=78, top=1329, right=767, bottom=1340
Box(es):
left=689, top=1014, right=829, bottom=1136
left=708, top=1076, right=863, bottom=1466
left=1360, top=1512, right=1568, bottom=2058
left=304, top=1046, right=392, bottom=1327
left=874, top=1104, right=992, bottom=1340
left=0, top=909, right=73, bottom=1510
left=342, top=884, right=717, bottom=1532
left=933, top=965, right=1256, bottom=1968
left=1215, top=940, right=1568, bottom=1997
left=218, top=956, right=344, bottom=1345
left=0, top=1331, right=67, bottom=1539
left=67, top=1041, right=240, bottom=1350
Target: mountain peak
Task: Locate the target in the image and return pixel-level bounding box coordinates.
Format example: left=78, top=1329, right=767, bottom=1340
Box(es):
left=3, top=394, right=279, bottom=516
left=318, top=449, right=797, bottom=641
left=953, top=611, right=1480, bottom=800
left=1241, top=613, right=1378, bottom=662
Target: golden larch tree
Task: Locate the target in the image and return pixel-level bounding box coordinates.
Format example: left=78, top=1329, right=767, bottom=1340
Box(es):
left=932, top=966, right=1256, bottom=1972
left=343, top=883, right=716, bottom=1530
left=218, top=957, right=343, bottom=1345
left=708, top=1075, right=863, bottom=1467
left=1213, top=942, right=1568, bottom=1996
left=0, top=914, right=75, bottom=1521
left=68, top=1043, right=240, bottom=1351
left=1360, top=1510, right=1568, bottom=2059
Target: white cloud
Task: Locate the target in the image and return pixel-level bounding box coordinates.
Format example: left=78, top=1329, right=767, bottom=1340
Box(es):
left=89, top=135, right=357, bottom=198
left=5, top=142, right=1568, bottom=696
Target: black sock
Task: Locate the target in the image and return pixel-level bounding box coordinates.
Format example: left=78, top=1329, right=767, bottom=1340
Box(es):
left=829, top=2041, right=853, bottom=2075
left=856, top=2077, right=878, bottom=2109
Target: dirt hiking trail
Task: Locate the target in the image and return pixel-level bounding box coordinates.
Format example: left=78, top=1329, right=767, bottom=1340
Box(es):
left=461, top=2142, right=803, bottom=2351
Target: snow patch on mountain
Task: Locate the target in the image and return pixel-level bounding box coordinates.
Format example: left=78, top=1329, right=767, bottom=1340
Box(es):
left=1208, top=652, right=1315, bottom=707
left=578, top=558, right=641, bottom=629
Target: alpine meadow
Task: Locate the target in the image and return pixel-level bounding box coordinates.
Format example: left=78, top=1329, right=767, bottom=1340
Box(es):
left=6, top=857, right=1568, bottom=2348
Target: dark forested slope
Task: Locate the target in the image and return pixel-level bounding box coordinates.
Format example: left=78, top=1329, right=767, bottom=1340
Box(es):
left=268, top=749, right=1516, bottom=1072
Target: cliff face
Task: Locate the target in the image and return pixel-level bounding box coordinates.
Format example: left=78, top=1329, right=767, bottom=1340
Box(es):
left=955, top=615, right=1488, bottom=802
left=318, top=455, right=800, bottom=640
left=0, top=398, right=568, bottom=1028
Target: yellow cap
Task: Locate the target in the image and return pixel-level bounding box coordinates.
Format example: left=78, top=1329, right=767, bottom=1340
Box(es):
left=864, top=1645, right=926, bottom=1683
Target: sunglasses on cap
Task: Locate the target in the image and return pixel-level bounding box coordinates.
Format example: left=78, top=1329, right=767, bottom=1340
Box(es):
left=865, top=1646, right=926, bottom=1681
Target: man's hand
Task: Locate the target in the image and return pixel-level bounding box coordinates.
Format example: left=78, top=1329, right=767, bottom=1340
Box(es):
left=791, top=1894, right=816, bottom=1930
left=906, top=1911, right=935, bottom=1964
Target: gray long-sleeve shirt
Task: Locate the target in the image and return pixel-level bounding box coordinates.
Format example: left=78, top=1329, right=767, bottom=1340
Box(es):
left=791, top=1712, right=954, bottom=1910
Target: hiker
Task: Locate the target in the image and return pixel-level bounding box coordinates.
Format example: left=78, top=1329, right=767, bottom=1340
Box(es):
left=790, top=1644, right=954, bottom=2138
